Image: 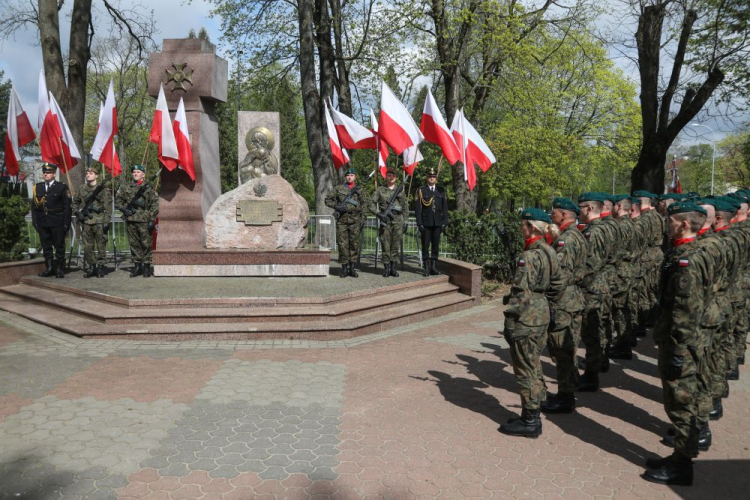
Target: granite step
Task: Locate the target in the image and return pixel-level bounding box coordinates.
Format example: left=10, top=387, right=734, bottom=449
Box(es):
left=0, top=281, right=461, bottom=324
left=0, top=292, right=474, bottom=340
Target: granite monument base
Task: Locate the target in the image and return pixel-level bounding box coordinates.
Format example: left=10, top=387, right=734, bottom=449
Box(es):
left=152, top=248, right=329, bottom=277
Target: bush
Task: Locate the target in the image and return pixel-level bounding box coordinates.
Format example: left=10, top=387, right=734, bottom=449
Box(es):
left=444, top=210, right=523, bottom=282
left=0, top=194, right=30, bottom=262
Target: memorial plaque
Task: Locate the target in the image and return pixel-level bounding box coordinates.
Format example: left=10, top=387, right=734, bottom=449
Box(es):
left=236, top=200, right=284, bottom=226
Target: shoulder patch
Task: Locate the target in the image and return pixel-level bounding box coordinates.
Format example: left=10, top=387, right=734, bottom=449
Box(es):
left=557, top=240, right=565, bottom=247
left=678, top=259, right=689, bottom=267
left=518, top=259, right=526, bottom=267
left=584, top=231, right=591, bottom=239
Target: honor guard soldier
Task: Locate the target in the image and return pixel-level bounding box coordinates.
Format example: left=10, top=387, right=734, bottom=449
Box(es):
left=542, top=197, right=587, bottom=414
left=72, top=166, right=112, bottom=278
left=414, top=167, right=448, bottom=277
left=325, top=167, right=365, bottom=278
left=500, top=208, right=564, bottom=437
left=116, top=165, right=159, bottom=278
left=32, top=163, right=72, bottom=278
left=643, top=201, right=714, bottom=487
left=371, top=168, right=407, bottom=277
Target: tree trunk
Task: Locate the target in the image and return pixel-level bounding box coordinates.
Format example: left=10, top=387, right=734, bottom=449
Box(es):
left=630, top=136, right=667, bottom=192
left=328, top=0, right=353, bottom=117
left=299, top=0, right=334, bottom=215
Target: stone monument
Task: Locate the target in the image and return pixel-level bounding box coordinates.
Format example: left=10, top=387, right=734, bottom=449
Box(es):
left=238, top=112, right=280, bottom=184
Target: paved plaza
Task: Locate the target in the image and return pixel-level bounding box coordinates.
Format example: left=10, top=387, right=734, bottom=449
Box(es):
left=0, top=300, right=748, bottom=499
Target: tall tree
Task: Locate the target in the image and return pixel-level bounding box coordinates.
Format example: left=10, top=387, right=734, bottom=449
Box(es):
left=625, top=0, right=750, bottom=192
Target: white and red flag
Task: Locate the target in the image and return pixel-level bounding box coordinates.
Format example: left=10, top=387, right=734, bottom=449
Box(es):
left=325, top=102, right=349, bottom=169
left=450, top=109, right=476, bottom=190
left=370, top=108, right=389, bottom=178
left=420, top=89, right=460, bottom=165
left=462, top=114, right=496, bottom=173
left=4, top=85, right=36, bottom=176
left=378, top=82, right=423, bottom=155
left=47, top=92, right=81, bottom=173
left=402, top=145, right=423, bottom=176
left=329, top=104, right=376, bottom=150
left=173, top=98, right=195, bottom=181
left=38, top=71, right=64, bottom=168
left=90, top=80, right=121, bottom=176
left=149, top=84, right=179, bottom=170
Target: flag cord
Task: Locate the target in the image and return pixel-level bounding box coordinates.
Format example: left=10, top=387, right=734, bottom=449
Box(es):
left=142, top=140, right=151, bottom=166
left=436, top=156, right=444, bottom=178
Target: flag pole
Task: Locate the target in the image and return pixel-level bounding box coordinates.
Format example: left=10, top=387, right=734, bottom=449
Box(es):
left=435, top=156, right=444, bottom=178
left=142, top=140, right=151, bottom=165
left=58, top=137, right=75, bottom=196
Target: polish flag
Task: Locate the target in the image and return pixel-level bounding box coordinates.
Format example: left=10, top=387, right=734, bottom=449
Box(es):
left=462, top=114, right=496, bottom=173
left=402, top=145, right=423, bottom=176
left=329, top=104, right=376, bottom=149
left=149, top=84, right=179, bottom=170
left=37, top=71, right=64, bottom=168
left=420, top=89, right=460, bottom=165
left=90, top=80, right=121, bottom=176
left=378, top=82, right=423, bottom=155
left=4, top=86, right=36, bottom=176
left=325, top=102, right=349, bottom=169
left=173, top=98, right=195, bottom=181
left=370, top=108, right=389, bottom=178
left=450, top=109, right=476, bottom=191
left=47, top=93, right=81, bottom=172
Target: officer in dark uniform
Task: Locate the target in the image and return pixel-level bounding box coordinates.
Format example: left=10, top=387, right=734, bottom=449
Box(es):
left=414, top=167, right=448, bottom=276
left=32, top=163, right=72, bottom=278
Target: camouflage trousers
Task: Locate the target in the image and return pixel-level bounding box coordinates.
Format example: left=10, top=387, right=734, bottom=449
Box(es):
left=81, top=223, right=107, bottom=266
left=126, top=222, right=152, bottom=264
left=581, top=291, right=611, bottom=372
left=658, top=345, right=701, bottom=460
left=721, top=301, right=743, bottom=374
left=547, top=309, right=583, bottom=394
left=378, top=222, right=403, bottom=264
left=509, top=326, right=548, bottom=411
left=610, top=281, right=633, bottom=349
left=694, top=336, right=714, bottom=427
left=635, top=261, right=659, bottom=326
left=709, top=327, right=728, bottom=399
left=337, top=221, right=361, bottom=265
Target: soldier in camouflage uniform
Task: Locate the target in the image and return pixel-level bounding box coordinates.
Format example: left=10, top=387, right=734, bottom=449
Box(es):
left=115, top=165, right=159, bottom=278
left=635, top=190, right=666, bottom=330
left=728, top=191, right=750, bottom=374
left=72, top=166, right=112, bottom=278
left=598, top=193, right=623, bottom=360
left=325, top=167, right=365, bottom=278
left=500, top=208, right=564, bottom=437
left=608, top=195, right=640, bottom=359
left=541, top=198, right=586, bottom=414
left=370, top=168, right=407, bottom=278
left=643, top=201, right=713, bottom=487
left=577, top=192, right=617, bottom=392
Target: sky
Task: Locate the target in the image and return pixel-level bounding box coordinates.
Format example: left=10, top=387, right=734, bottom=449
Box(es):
left=0, top=0, right=744, bottom=151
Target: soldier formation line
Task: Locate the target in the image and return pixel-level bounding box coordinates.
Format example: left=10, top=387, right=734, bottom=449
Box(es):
left=30, top=159, right=748, bottom=489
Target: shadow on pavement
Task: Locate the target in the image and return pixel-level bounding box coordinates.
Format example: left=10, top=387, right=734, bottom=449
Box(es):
left=681, top=459, right=750, bottom=498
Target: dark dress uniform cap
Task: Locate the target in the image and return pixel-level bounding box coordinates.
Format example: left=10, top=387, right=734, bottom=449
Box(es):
left=42, top=163, right=58, bottom=173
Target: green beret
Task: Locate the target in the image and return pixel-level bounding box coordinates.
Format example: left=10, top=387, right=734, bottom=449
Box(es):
left=719, top=196, right=742, bottom=210
left=521, top=207, right=551, bottom=224
left=41, top=163, right=58, bottom=173
left=131, top=164, right=145, bottom=172
left=660, top=193, right=683, bottom=202
left=578, top=192, right=604, bottom=203
left=552, top=197, right=579, bottom=215
left=345, top=167, right=357, bottom=175
left=632, top=190, right=658, bottom=199
left=668, top=201, right=707, bottom=217
left=702, top=198, right=736, bottom=214
left=612, top=194, right=630, bottom=203
left=629, top=196, right=642, bottom=205
left=730, top=191, right=749, bottom=204
left=386, top=167, right=397, bottom=175
left=426, top=167, right=438, bottom=177
left=597, top=192, right=615, bottom=203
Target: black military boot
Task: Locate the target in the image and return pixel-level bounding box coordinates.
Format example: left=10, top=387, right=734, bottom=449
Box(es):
left=698, top=423, right=711, bottom=451
left=429, top=258, right=440, bottom=275
left=499, top=409, right=542, bottom=438
left=39, top=258, right=54, bottom=277
left=97, top=265, right=106, bottom=278
left=576, top=370, right=599, bottom=392
left=382, top=263, right=390, bottom=277
left=601, top=356, right=610, bottom=373
left=84, top=265, right=98, bottom=278
left=348, top=264, right=358, bottom=278
left=142, top=264, right=152, bottom=278
left=540, top=392, right=575, bottom=414
left=739, top=355, right=745, bottom=365
left=422, top=260, right=429, bottom=277
left=339, top=264, right=348, bottom=278
left=727, top=367, right=739, bottom=380
left=642, top=455, right=693, bottom=486
left=608, top=344, right=633, bottom=360
left=709, top=398, right=723, bottom=420
left=55, top=261, right=65, bottom=278
left=130, top=263, right=143, bottom=278
left=389, top=262, right=399, bottom=277
left=722, top=384, right=729, bottom=398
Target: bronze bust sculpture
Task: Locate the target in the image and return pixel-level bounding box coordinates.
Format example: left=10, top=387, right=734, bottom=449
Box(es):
left=239, top=127, right=279, bottom=184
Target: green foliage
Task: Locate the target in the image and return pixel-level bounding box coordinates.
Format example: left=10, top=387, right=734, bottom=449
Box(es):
left=716, top=129, right=750, bottom=190
left=0, top=193, right=30, bottom=262
left=0, top=70, right=10, bottom=138
left=443, top=209, right=522, bottom=282
left=678, top=144, right=722, bottom=195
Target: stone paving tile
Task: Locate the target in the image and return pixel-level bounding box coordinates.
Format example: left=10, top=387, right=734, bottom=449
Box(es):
left=196, top=358, right=345, bottom=408
left=114, top=348, right=235, bottom=361
left=0, top=353, right=101, bottom=398
left=424, top=332, right=508, bottom=351
left=0, top=392, right=33, bottom=422
left=0, top=323, right=27, bottom=348
left=49, top=356, right=223, bottom=404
